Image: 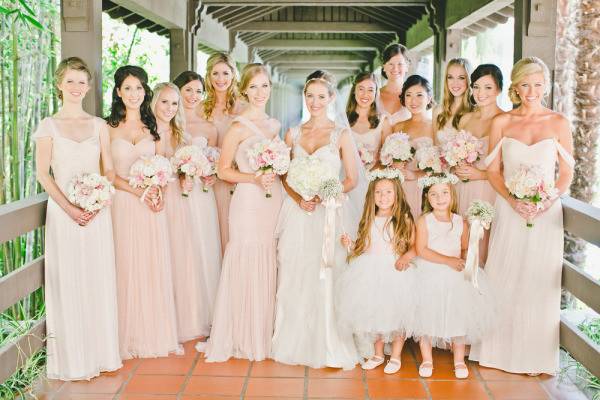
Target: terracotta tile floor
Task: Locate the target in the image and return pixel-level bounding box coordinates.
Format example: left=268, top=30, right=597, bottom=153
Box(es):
left=28, top=341, right=588, bottom=400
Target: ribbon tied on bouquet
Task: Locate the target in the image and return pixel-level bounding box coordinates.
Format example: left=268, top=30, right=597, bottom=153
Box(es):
left=320, top=194, right=344, bottom=280
left=464, top=200, right=495, bottom=292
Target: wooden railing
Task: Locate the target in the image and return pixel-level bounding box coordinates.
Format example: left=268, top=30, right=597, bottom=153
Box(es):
left=0, top=193, right=598, bottom=384
left=560, top=196, right=600, bottom=379
left=0, top=193, right=47, bottom=384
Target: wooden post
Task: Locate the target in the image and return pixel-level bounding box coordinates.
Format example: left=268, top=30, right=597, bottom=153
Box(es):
left=514, top=0, right=559, bottom=104
left=170, top=29, right=197, bottom=79
left=60, top=0, right=103, bottom=116
left=427, top=0, right=446, bottom=101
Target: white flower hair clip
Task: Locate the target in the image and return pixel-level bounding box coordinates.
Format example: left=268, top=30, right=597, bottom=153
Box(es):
left=366, top=168, right=405, bottom=183
left=417, top=172, right=460, bottom=189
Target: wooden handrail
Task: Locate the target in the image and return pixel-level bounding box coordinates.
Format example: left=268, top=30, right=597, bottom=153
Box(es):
left=0, top=192, right=48, bottom=245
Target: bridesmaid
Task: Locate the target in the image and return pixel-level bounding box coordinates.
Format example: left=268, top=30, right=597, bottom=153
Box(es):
left=173, top=72, right=222, bottom=343
left=151, top=82, right=218, bottom=342
left=432, top=58, right=472, bottom=142
left=199, top=53, right=244, bottom=252
left=469, top=57, right=574, bottom=375
left=202, top=63, right=282, bottom=362
left=346, top=72, right=391, bottom=170
left=391, top=75, right=435, bottom=219
left=455, top=64, right=504, bottom=264
left=34, top=57, right=121, bottom=380
left=378, top=44, right=411, bottom=125
left=107, top=66, right=180, bottom=358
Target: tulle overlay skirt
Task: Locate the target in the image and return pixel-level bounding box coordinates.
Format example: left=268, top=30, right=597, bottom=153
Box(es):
left=402, top=180, right=422, bottom=219
left=412, top=257, right=495, bottom=347
left=272, top=198, right=360, bottom=370
left=111, top=189, right=181, bottom=359
left=45, top=199, right=121, bottom=380
left=204, top=182, right=281, bottom=362
left=335, top=253, right=418, bottom=359
left=469, top=197, right=563, bottom=374
left=164, top=182, right=217, bottom=342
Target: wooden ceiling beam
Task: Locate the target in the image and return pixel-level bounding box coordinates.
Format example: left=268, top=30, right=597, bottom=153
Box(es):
left=253, top=39, right=378, bottom=51
left=200, top=0, right=427, bottom=5
left=236, top=21, right=397, bottom=33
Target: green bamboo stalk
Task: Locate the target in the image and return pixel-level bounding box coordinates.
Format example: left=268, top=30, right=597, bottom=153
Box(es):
left=10, top=20, right=20, bottom=204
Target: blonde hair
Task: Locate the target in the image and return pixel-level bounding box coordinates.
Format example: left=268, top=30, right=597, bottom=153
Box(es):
left=151, top=82, right=186, bottom=146
left=348, top=176, right=414, bottom=263
left=508, top=57, right=551, bottom=105
left=421, top=183, right=459, bottom=215
left=55, top=57, right=92, bottom=101
left=238, top=63, right=271, bottom=101
left=202, top=52, right=239, bottom=119
left=436, top=58, right=472, bottom=130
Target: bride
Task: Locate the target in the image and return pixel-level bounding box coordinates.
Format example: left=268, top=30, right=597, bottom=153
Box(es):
left=272, top=70, right=361, bottom=370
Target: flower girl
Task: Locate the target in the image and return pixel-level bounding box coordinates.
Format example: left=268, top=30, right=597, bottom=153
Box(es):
left=336, top=168, right=417, bottom=374
left=413, top=173, right=494, bottom=379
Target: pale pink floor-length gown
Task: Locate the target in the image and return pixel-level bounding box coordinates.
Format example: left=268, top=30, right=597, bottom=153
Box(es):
left=204, top=116, right=283, bottom=362
left=34, top=117, right=121, bottom=380
left=111, top=136, right=180, bottom=359
left=469, top=137, right=575, bottom=374
left=351, top=119, right=384, bottom=171
left=163, top=133, right=220, bottom=342
left=212, top=115, right=235, bottom=253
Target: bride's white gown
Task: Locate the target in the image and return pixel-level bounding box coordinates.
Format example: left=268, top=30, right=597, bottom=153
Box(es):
left=272, top=126, right=360, bottom=370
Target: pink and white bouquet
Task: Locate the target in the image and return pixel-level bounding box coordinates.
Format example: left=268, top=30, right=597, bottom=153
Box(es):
left=356, top=142, right=375, bottom=167
left=505, top=164, right=558, bottom=227
left=201, top=146, right=221, bottom=192
left=128, top=154, right=174, bottom=203
left=415, top=145, right=443, bottom=174
left=286, top=155, right=337, bottom=201
left=380, top=132, right=415, bottom=166
left=440, top=130, right=484, bottom=181
left=67, top=173, right=114, bottom=213
left=171, top=145, right=210, bottom=196
left=246, top=138, right=291, bottom=198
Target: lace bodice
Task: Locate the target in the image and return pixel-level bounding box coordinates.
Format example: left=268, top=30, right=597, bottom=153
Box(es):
left=291, top=125, right=342, bottom=176
left=425, top=213, right=463, bottom=258
left=485, top=137, right=575, bottom=184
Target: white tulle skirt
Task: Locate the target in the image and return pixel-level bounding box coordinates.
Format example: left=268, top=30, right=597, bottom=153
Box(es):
left=272, top=197, right=359, bottom=370
left=335, top=252, right=417, bottom=358
left=411, top=257, right=496, bottom=347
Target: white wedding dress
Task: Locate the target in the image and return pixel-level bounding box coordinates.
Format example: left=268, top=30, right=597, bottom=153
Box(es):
left=272, top=125, right=360, bottom=370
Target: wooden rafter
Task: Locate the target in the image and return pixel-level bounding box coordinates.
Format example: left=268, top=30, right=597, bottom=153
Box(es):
left=201, top=0, right=427, bottom=5
left=235, top=21, right=397, bottom=33
left=253, top=39, right=378, bottom=51
left=349, top=7, right=410, bottom=30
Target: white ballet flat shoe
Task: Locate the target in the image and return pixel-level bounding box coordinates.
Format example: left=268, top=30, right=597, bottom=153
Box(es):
left=454, top=362, right=469, bottom=379
left=384, top=358, right=401, bottom=374
left=361, top=356, right=385, bottom=370
left=419, top=361, right=433, bottom=378
left=195, top=341, right=208, bottom=353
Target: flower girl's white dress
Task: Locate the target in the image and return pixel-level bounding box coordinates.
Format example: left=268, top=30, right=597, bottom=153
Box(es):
left=335, top=216, right=417, bottom=358
left=272, top=125, right=359, bottom=370
left=413, top=213, right=495, bottom=346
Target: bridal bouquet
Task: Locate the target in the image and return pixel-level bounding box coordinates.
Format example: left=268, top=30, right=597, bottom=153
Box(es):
left=67, top=173, right=114, bottom=212
left=129, top=154, right=174, bottom=203
left=246, top=138, right=291, bottom=198
left=171, top=145, right=210, bottom=196
left=286, top=156, right=337, bottom=201
left=380, top=132, right=415, bottom=166
left=201, top=145, right=221, bottom=192
left=505, top=164, right=557, bottom=227
left=415, top=145, right=443, bottom=174
left=356, top=141, right=375, bottom=167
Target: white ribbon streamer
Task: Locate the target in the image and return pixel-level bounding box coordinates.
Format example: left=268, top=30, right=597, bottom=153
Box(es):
left=320, top=196, right=343, bottom=280
left=464, top=218, right=485, bottom=291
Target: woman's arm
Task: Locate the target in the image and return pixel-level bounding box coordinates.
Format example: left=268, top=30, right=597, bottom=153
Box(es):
left=485, top=114, right=512, bottom=201
left=339, top=129, right=358, bottom=193
left=98, top=122, right=115, bottom=182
